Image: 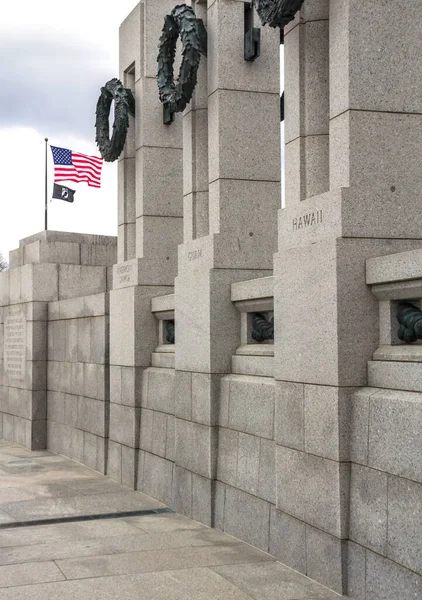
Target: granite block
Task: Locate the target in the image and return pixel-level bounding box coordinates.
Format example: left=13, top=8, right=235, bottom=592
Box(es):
left=23, top=240, right=80, bottom=265
left=58, top=265, right=106, bottom=300
left=208, top=89, right=280, bottom=183
left=228, top=375, right=274, bottom=439
left=258, top=438, right=275, bottom=504
left=275, top=446, right=349, bottom=537
left=165, top=414, right=175, bottom=462
left=223, top=485, right=271, bottom=552
left=26, top=320, right=47, bottom=362
left=20, top=264, right=59, bottom=303
left=136, top=215, right=183, bottom=264
left=146, top=367, right=175, bottom=413
left=174, top=465, right=192, bottom=518
left=109, top=403, right=140, bottom=448
left=274, top=239, right=414, bottom=386
left=136, top=76, right=182, bottom=150
left=77, top=318, right=91, bottom=363
left=269, top=507, right=306, bottom=574
left=236, top=432, right=260, bottom=497
left=332, top=1, right=422, bottom=118
left=366, top=551, right=422, bottom=600
left=139, top=451, right=173, bottom=507
left=387, top=476, right=422, bottom=574
left=175, top=419, right=216, bottom=479
left=275, top=381, right=304, bottom=450
left=83, top=431, right=106, bottom=474
left=117, top=158, right=136, bottom=225
left=192, top=473, right=212, bottom=527
left=304, top=385, right=351, bottom=461
left=83, top=363, right=107, bottom=401
left=368, top=389, right=422, bottom=482
left=209, top=181, right=280, bottom=270
left=349, top=464, right=388, bottom=555
left=77, top=397, right=106, bottom=437
left=136, top=146, right=183, bottom=217
left=368, top=361, right=422, bottom=393
left=80, top=243, right=117, bottom=267
left=119, top=3, right=141, bottom=79
left=151, top=410, right=168, bottom=458
left=306, top=525, right=346, bottom=595
left=121, top=444, right=137, bottom=489
left=89, top=316, right=107, bottom=364
left=367, top=248, right=422, bottom=285
left=65, top=319, right=78, bottom=362
left=140, top=408, right=154, bottom=453
left=107, top=439, right=122, bottom=483
left=121, top=366, right=143, bottom=407
left=191, top=373, right=220, bottom=426
left=57, top=296, right=84, bottom=320
left=110, top=366, right=122, bottom=404
left=207, top=0, right=280, bottom=96
left=174, top=370, right=192, bottom=420
left=0, top=271, right=9, bottom=306
left=347, top=541, right=366, bottom=600
left=350, top=388, right=373, bottom=466
left=217, top=427, right=238, bottom=487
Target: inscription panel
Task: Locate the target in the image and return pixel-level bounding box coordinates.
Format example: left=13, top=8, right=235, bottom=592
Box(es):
left=113, top=261, right=138, bottom=289
left=4, top=307, right=26, bottom=380
left=116, top=263, right=134, bottom=285
left=188, top=248, right=202, bottom=261
left=292, top=210, right=323, bottom=232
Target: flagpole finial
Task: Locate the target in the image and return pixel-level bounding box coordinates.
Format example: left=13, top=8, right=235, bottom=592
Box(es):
left=45, top=137, right=48, bottom=142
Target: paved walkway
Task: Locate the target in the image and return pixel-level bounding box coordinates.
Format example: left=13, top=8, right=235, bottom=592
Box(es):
left=0, top=440, right=349, bottom=599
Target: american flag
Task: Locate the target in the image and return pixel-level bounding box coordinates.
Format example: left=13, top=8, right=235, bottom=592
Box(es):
left=51, top=146, right=103, bottom=189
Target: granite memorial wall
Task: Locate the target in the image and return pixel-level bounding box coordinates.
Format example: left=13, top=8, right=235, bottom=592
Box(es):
left=0, top=1, right=421, bottom=597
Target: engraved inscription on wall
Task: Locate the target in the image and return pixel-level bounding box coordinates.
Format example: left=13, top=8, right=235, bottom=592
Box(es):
left=188, top=249, right=202, bottom=261
left=292, top=209, right=323, bottom=232
left=116, top=263, right=134, bottom=285
left=4, top=307, right=26, bottom=379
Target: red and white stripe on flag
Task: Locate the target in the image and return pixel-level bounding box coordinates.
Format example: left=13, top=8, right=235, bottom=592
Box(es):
left=54, top=151, right=103, bottom=189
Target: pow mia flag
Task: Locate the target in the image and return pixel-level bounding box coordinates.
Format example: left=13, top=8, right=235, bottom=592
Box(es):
left=52, top=183, right=75, bottom=203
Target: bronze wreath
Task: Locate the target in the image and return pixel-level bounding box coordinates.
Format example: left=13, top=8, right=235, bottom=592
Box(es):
left=95, top=78, right=135, bottom=162
left=157, top=4, right=207, bottom=124
left=252, top=0, right=306, bottom=29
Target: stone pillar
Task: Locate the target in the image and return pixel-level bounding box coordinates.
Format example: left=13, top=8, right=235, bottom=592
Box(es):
left=117, top=2, right=139, bottom=263
left=274, top=0, right=422, bottom=593
left=183, top=0, right=209, bottom=241
left=284, top=0, right=329, bottom=203
left=109, top=0, right=183, bottom=487
left=174, top=0, right=280, bottom=525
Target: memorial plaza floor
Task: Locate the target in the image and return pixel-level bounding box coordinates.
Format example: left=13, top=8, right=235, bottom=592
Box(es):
left=0, top=439, right=349, bottom=600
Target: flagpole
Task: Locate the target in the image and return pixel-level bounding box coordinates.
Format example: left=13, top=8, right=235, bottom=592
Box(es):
left=44, top=138, right=48, bottom=231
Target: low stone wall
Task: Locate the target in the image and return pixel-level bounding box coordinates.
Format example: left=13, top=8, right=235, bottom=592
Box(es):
left=215, top=375, right=275, bottom=550
left=0, top=231, right=116, bottom=451
left=137, top=367, right=175, bottom=506
left=348, top=387, right=422, bottom=599
left=47, top=293, right=110, bottom=473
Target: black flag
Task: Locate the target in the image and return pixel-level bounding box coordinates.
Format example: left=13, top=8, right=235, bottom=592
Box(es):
left=52, top=183, right=75, bottom=203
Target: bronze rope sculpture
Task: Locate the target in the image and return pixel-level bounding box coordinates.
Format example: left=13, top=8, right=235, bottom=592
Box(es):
left=252, top=0, right=306, bottom=29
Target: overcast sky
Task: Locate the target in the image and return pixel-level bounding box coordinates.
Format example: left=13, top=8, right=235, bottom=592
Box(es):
left=0, top=0, right=139, bottom=259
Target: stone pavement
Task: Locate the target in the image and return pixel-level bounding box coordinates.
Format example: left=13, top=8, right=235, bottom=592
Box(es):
left=0, top=440, right=350, bottom=599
